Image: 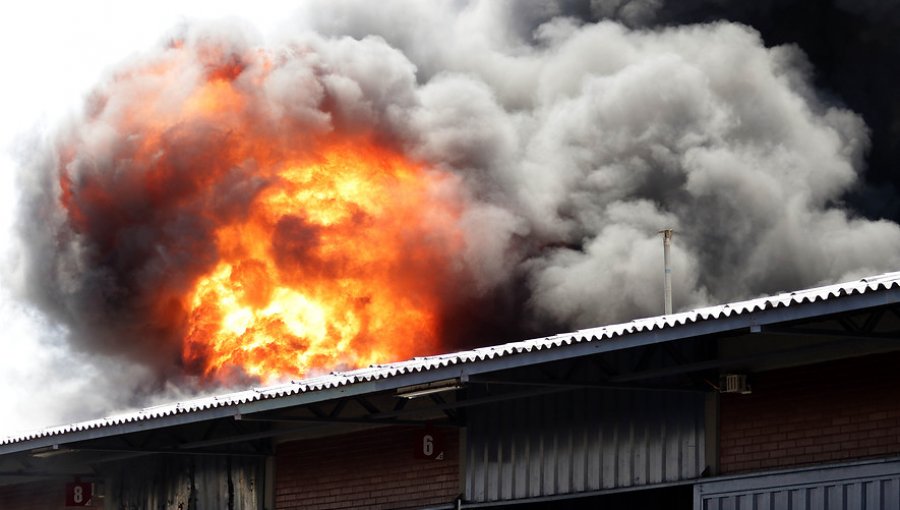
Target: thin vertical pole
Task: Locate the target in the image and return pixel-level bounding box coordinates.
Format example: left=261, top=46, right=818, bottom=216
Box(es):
left=660, top=229, right=673, bottom=315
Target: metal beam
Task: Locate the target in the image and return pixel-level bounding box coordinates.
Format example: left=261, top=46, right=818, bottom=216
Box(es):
left=354, top=397, right=381, bottom=415
left=249, top=387, right=569, bottom=426
left=371, top=387, right=568, bottom=420
left=306, top=404, right=327, bottom=419
left=328, top=400, right=348, bottom=419
left=237, top=415, right=461, bottom=428
left=761, top=326, right=900, bottom=341
left=0, top=470, right=95, bottom=478
left=64, top=445, right=269, bottom=458
left=428, top=393, right=458, bottom=421
left=177, top=427, right=279, bottom=450
left=611, top=338, right=898, bottom=383
left=861, top=309, right=886, bottom=333
left=468, top=377, right=708, bottom=393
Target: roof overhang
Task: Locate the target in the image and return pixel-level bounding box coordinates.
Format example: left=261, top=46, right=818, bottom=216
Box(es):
left=3, top=272, right=900, bottom=468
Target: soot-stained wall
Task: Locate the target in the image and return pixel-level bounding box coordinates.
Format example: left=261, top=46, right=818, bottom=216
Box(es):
left=104, top=455, right=264, bottom=509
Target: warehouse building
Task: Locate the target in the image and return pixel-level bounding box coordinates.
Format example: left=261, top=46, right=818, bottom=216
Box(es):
left=3, top=272, right=900, bottom=509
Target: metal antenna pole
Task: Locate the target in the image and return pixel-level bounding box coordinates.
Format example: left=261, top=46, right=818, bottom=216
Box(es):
left=659, top=229, right=673, bottom=315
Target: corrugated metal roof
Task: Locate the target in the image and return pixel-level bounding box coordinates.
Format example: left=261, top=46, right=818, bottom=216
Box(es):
left=4, top=270, right=900, bottom=449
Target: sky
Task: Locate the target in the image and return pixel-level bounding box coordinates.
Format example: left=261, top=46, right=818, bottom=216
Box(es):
left=1, top=0, right=898, bottom=438
left=0, top=1, right=302, bottom=437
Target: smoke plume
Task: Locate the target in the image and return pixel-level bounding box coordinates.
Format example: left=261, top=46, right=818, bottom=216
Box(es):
left=9, top=0, right=900, bottom=426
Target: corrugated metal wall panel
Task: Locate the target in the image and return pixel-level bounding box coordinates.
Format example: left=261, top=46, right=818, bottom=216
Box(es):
left=465, top=388, right=706, bottom=503
left=695, top=458, right=900, bottom=510
left=104, top=455, right=263, bottom=509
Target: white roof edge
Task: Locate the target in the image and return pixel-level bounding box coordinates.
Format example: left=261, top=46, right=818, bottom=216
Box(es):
left=4, top=270, right=900, bottom=449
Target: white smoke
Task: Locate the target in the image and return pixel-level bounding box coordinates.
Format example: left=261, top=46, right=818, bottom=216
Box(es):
left=298, top=1, right=899, bottom=324
left=5, top=0, right=900, bottom=434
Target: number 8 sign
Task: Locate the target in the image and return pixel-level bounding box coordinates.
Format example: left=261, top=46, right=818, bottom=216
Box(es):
left=65, top=482, right=93, bottom=507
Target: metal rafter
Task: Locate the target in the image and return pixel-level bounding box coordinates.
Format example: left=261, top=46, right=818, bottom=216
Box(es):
left=760, top=326, right=900, bottom=340
left=354, top=397, right=381, bottom=415
left=0, top=469, right=95, bottom=478
left=588, top=356, right=618, bottom=378
left=64, top=445, right=268, bottom=458
left=860, top=306, right=884, bottom=332
left=237, top=415, right=459, bottom=427
left=329, top=399, right=348, bottom=418
left=468, top=377, right=706, bottom=393
left=428, top=393, right=458, bottom=421
left=611, top=336, right=898, bottom=383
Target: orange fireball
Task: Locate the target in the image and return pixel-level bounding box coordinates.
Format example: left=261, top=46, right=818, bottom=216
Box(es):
left=56, top=37, right=465, bottom=384
left=183, top=141, right=462, bottom=382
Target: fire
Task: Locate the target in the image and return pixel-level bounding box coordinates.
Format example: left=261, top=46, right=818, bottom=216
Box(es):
left=183, top=142, right=461, bottom=382
left=56, top=38, right=464, bottom=383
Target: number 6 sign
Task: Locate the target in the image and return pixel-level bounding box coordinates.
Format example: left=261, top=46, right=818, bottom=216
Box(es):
left=413, top=428, right=445, bottom=460
left=422, top=434, right=434, bottom=457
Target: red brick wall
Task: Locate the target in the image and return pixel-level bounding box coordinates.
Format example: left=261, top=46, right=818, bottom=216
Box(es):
left=720, top=351, right=900, bottom=474
left=0, top=481, right=67, bottom=510
left=275, top=426, right=459, bottom=510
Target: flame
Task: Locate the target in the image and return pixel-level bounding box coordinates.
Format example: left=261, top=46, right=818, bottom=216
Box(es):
left=56, top=40, right=464, bottom=384
left=183, top=142, right=461, bottom=382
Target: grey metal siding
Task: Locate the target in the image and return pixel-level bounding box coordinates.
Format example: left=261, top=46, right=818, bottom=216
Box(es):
left=465, top=388, right=706, bottom=503
left=694, top=458, right=900, bottom=510
left=104, top=455, right=264, bottom=509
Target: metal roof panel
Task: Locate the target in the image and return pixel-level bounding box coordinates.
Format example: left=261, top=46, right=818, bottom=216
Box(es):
left=4, top=270, right=900, bottom=449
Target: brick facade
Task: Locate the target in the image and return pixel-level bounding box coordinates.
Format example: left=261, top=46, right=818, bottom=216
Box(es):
left=719, top=351, right=900, bottom=473
left=0, top=481, right=67, bottom=510
left=275, top=425, right=460, bottom=510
